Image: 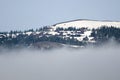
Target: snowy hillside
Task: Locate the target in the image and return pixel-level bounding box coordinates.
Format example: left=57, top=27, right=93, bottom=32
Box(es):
left=0, top=19, right=120, bottom=49
left=52, top=19, right=120, bottom=29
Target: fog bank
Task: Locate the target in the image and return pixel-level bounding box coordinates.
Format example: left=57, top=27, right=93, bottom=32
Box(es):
left=0, top=45, right=120, bottom=80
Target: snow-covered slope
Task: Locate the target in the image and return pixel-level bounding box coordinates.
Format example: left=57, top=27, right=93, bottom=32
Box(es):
left=53, top=19, right=120, bottom=29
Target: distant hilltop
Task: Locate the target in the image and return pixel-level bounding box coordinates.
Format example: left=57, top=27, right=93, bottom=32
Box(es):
left=52, top=19, right=120, bottom=29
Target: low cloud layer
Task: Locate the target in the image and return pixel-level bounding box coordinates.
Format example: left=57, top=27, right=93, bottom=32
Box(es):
left=0, top=44, right=120, bottom=80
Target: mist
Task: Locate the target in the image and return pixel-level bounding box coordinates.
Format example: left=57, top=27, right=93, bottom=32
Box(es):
left=0, top=43, right=120, bottom=80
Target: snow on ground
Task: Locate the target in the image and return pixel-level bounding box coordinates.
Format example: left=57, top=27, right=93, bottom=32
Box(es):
left=74, top=37, right=84, bottom=41
left=47, top=31, right=59, bottom=35
left=25, top=32, right=33, bottom=35
left=84, top=30, right=92, bottom=37
left=53, top=20, right=120, bottom=29
left=7, top=34, right=10, bottom=37
left=36, top=32, right=40, bottom=34
left=74, top=30, right=95, bottom=42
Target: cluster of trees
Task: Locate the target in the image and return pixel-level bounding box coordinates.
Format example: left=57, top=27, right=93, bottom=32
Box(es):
left=7, top=26, right=51, bottom=34
left=0, top=26, right=88, bottom=48
left=55, top=27, right=87, bottom=32
left=91, top=26, right=120, bottom=42
left=1, top=25, right=120, bottom=48
left=0, top=33, right=85, bottom=48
